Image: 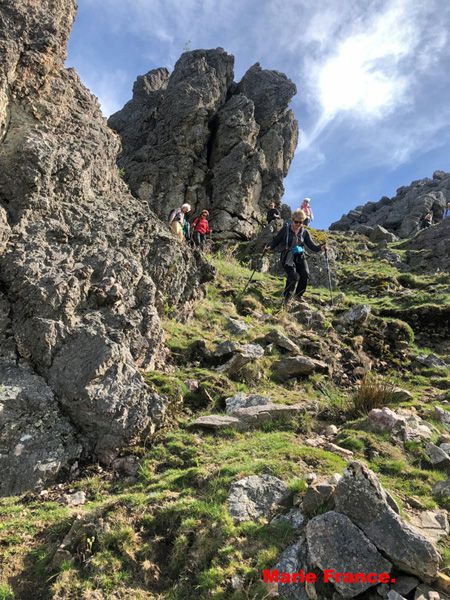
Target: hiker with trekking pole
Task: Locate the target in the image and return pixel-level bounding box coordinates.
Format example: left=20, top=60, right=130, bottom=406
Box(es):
left=264, top=208, right=326, bottom=306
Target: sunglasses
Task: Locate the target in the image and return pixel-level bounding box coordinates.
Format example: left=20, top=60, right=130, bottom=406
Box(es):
left=293, top=219, right=304, bottom=224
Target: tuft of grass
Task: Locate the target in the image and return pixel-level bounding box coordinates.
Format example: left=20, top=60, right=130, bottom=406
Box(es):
left=352, top=374, right=397, bottom=415
left=0, top=584, right=14, bottom=600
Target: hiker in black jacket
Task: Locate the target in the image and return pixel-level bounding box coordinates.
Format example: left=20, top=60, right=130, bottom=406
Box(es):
left=265, top=208, right=326, bottom=304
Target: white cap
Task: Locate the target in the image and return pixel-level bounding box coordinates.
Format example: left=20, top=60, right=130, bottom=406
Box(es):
left=303, top=197, right=311, bottom=203
left=181, top=203, right=191, bottom=211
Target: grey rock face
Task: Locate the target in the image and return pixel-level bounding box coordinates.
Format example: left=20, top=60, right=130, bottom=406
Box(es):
left=306, top=511, right=392, bottom=598
left=397, top=219, right=450, bottom=272
left=0, top=360, right=81, bottom=495
left=109, top=52, right=298, bottom=240
left=330, top=171, right=450, bottom=238
left=0, top=0, right=211, bottom=491
left=334, top=462, right=440, bottom=581
left=228, top=474, right=289, bottom=523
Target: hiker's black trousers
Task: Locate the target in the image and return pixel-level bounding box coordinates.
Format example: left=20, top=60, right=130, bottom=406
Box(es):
left=283, top=257, right=309, bottom=299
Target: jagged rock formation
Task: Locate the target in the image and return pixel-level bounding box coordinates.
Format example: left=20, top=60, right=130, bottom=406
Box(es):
left=398, top=218, right=450, bottom=273
left=0, top=0, right=212, bottom=495
left=108, top=51, right=298, bottom=240
left=330, top=171, right=449, bottom=238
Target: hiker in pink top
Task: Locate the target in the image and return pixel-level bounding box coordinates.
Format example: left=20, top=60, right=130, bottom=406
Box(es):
left=300, top=197, right=314, bottom=226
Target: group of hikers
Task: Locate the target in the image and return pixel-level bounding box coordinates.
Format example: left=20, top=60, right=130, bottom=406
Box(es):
left=168, top=204, right=211, bottom=250
left=168, top=196, right=325, bottom=306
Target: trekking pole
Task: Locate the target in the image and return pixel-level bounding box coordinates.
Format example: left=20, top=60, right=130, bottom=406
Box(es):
left=241, top=246, right=268, bottom=296
left=324, top=248, right=334, bottom=306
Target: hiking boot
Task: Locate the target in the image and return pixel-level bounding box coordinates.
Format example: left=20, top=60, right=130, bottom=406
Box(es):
left=294, top=296, right=307, bottom=304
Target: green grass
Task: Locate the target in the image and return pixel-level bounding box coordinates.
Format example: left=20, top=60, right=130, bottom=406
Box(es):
left=2, top=232, right=449, bottom=599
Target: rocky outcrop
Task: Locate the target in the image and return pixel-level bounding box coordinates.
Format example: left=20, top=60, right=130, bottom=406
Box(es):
left=330, top=171, right=449, bottom=238
left=307, top=511, right=392, bottom=598
left=397, top=218, right=450, bottom=273
left=334, top=462, right=440, bottom=581
left=0, top=0, right=211, bottom=494
left=109, top=51, right=298, bottom=240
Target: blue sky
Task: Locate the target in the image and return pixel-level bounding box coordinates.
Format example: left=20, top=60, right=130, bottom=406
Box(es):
left=67, top=0, right=450, bottom=229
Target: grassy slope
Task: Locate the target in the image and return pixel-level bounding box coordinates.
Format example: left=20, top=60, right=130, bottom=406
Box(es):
left=1, top=234, right=449, bottom=600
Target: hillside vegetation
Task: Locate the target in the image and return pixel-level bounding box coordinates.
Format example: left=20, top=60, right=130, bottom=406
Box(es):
left=1, top=232, right=449, bottom=600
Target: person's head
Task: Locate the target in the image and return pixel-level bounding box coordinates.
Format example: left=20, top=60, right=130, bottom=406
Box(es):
left=303, top=197, right=311, bottom=205
left=447, top=202, right=450, bottom=208
left=269, top=202, right=276, bottom=209
left=201, top=209, right=209, bottom=218
left=292, top=209, right=306, bottom=230
left=181, top=203, right=191, bottom=213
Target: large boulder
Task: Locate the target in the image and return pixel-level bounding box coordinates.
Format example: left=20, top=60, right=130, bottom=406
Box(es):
left=334, top=462, right=440, bottom=581
left=306, top=511, right=392, bottom=598
left=109, top=53, right=298, bottom=240
left=0, top=0, right=211, bottom=492
left=330, top=171, right=449, bottom=238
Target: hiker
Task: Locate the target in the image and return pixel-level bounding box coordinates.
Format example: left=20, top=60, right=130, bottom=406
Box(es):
left=191, top=209, right=210, bottom=250
left=266, top=202, right=281, bottom=224
left=265, top=208, right=326, bottom=304
left=300, top=198, right=314, bottom=226
left=444, top=202, right=450, bottom=219
left=420, top=212, right=433, bottom=229
left=169, top=203, right=191, bottom=242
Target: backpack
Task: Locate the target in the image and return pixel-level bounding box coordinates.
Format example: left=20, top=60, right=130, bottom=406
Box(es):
left=169, top=207, right=182, bottom=223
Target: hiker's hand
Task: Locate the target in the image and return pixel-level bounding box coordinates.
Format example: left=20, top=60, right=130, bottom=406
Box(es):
left=321, top=244, right=327, bottom=251
left=264, top=245, right=271, bottom=252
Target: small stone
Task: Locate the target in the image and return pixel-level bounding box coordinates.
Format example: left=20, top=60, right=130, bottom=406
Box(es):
left=392, top=574, right=419, bottom=596
left=328, top=473, right=342, bottom=485
left=271, top=508, right=305, bottom=530
left=225, top=392, right=270, bottom=414
left=189, top=415, right=244, bottom=431
left=264, top=329, right=301, bottom=354
left=228, top=475, right=289, bottom=523
left=390, top=387, right=414, bottom=402
left=323, top=442, right=354, bottom=459
left=302, top=482, right=335, bottom=516
left=408, top=510, right=449, bottom=543
left=325, top=425, right=338, bottom=437
left=415, top=584, right=441, bottom=599
left=425, top=443, right=450, bottom=470
left=185, top=379, right=200, bottom=391
left=305, top=472, right=317, bottom=485
left=227, top=317, right=250, bottom=335
left=231, top=574, right=245, bottom=591
left=62, top=491, right=86, bottom=506
left=435, top=407, right=450, bottom=427
left=387, top=591, right=406, bottom=600
left=432, top=479, right=450, bottom=497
